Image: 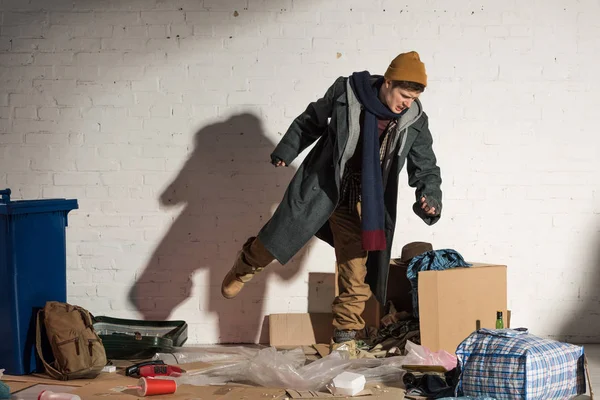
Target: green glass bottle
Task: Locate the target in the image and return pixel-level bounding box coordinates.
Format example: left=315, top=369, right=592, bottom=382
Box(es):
left=496, top=311, right=504, bottom=329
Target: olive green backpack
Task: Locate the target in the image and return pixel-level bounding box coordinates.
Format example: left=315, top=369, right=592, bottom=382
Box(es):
left=36, top=301, right=107, bottom=380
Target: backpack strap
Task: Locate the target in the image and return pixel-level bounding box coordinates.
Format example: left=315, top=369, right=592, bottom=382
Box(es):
left=73, top=306, right=92, bottom=328
left=35, top=308, right=67, bottom=381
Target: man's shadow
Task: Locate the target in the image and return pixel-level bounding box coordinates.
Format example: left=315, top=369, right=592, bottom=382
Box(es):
left=128, top=113, right=306, bottom=343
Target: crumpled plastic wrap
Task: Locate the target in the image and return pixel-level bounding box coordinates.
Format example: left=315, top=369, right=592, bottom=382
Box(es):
left=154, top=345, right=262, bottom=365
left=403, top=340, right=457, bottom=371
left=154, top=347, right=304, bottom=385
left=153, top=341, right=456, bottom=391
left=158, top=347, right=407, bottom=390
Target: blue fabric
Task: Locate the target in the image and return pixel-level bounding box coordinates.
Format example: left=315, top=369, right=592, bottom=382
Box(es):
left=406, top=249, right=471, bottom=318
left=349, top=71, right=404, bottom=251
left=456, top=328, right=587, bottom=399
left=0, top=380, right=9, bottom=399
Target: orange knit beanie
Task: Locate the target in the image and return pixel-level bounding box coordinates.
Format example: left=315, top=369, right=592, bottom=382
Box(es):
left=384, top=51, right=427, bottom=87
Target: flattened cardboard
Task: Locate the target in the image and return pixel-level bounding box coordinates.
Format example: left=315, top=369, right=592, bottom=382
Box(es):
left=313, top=344, right=331, bottom=358
left=71, top=380, right=286, bottom=400
left=2, top=372, right=123, bottom=387
left=286, top=388, right=373, bottom=398
left=418, top=263, right=507, bottom=354
left=269, top=313, right=333, bottom=346
left=6, top=381, right=36, bottom=393
left=9, top=383, right=77, bottom=397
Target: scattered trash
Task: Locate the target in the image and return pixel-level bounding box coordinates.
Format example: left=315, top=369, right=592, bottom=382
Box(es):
left=38, top=391, right=81, bottom=400
left=161, top=346, right=409, bottom=390
left=404, top=373, right=455, bottom=398
left=127, top=360, right=184, bottom=378
left=403, top=341, right=457, bottom=371
left=128, top=377, right=177, bottom=397
left=363, top=309, right=420, bottom=355
left=102, top=365, right=117, bottom=373
left=327, top=371, right=366, bottom=396
left=154, top=345, right=262, bottom=364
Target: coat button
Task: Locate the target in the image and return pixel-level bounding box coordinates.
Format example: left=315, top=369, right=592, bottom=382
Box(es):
left=312, top=186, right=317, bottom=191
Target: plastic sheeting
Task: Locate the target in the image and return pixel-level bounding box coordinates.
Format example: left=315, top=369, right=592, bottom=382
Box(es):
left=153, top=341, right=457, bottom=391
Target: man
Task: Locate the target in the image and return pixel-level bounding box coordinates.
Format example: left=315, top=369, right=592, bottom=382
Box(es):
left=221, top=51, right=442, bottom=355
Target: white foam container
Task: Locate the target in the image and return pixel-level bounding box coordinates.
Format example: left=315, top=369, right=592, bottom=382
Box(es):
left=330, top=371, right=366, bottom=396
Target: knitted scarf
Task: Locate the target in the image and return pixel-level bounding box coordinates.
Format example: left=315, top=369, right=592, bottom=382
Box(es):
left=349, top=71, right=404, bottom=251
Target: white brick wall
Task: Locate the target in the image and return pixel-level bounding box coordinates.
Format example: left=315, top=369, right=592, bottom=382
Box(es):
left=1, top=0, right=599, bottom=344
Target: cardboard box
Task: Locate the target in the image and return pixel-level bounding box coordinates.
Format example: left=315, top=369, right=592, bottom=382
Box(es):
left=269, top=313, right=334, bottom=347
left=364, top=263, right=508, bottom=353
left=270, top=263, right=508, bottom=355
left=417, top=263, right=507, bottom=353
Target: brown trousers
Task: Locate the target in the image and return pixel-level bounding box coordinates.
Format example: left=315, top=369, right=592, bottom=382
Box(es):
left=235, top=202, right=371, bottom=331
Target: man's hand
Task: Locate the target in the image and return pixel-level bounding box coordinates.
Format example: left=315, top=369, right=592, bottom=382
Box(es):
left=274, top=160, right=286, bottom=167
left=420, top=196, right=437, bottom=216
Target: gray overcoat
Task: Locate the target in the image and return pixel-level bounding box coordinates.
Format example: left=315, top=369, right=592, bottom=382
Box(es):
left=257, top=76, right=443, bottom=304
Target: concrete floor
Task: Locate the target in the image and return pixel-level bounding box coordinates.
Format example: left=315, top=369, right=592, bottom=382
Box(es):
left=8, top=344, right=600, bottom=399
left=574, top=344, right=600, bottom=399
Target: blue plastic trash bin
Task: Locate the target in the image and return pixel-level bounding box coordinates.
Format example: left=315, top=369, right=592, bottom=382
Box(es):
left=0, top=188, right=78, bottom=375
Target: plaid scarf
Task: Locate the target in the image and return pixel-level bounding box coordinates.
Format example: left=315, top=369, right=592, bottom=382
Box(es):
left=349, top=71, right=404, bottom=251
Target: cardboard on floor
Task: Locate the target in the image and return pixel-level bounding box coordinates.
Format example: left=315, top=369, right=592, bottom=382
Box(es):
left=5, top=377, right=405, bottom=400
left=271, top=263, right=508, bottom=355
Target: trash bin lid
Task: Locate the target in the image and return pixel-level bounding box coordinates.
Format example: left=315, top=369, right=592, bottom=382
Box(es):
left=0, top=198, right=79, bottom=215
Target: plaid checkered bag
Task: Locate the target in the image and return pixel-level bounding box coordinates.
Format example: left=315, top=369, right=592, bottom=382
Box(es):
left=456, top=328, right=592, bottom=399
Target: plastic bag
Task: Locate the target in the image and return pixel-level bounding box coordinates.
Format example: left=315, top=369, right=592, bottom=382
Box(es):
left=245, top=347, right=331, bottom=389
left=154, top=345, right=261, bottom=364
left=403, top=341, right=457, bottom=371
left=168, top=346, right=410, bottom=391
left=354, top=365, right=403, bottom=384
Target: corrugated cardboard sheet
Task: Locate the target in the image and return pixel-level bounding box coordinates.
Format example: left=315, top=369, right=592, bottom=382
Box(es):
left=418, top=263, right=507, bottom=353
left=286, top=388, right=373, bottom=398
left=269, top=313, right=334, bottom=346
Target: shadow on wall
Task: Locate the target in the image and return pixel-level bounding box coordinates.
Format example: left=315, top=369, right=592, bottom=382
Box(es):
left=128, top=113, right=306, bottom=343
left=559, top=216, right=600, bottom=343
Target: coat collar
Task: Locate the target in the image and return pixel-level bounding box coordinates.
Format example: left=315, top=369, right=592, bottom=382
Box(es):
left=343, top=75, right=423, bottom=128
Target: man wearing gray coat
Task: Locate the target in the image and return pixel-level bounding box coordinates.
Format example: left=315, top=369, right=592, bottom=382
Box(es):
left=222, top=51, right=442, bottom=356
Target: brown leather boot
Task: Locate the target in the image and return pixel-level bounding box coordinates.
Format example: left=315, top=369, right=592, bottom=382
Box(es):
left=221, top=252, right=261, bottom=299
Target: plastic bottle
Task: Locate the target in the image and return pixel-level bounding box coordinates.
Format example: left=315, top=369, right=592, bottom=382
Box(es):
left=38, top=390, right=81, bottom=400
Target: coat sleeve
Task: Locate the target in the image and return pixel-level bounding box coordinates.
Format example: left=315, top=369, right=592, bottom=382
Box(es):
left=406, top=113, right=443, bottom=225
left=271, top=76, right=345, bottom=165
